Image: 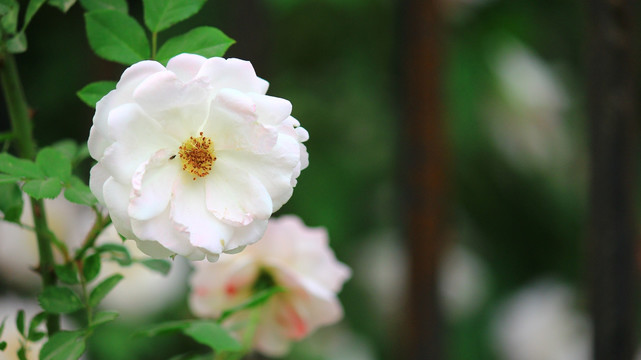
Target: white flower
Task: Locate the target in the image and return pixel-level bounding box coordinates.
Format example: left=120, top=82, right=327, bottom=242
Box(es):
left=491, top=280, right=591, bottom=360
left=88, top=54, right=309, bottom=262
left=189, top=215, right=351, bottom=356
left=0, top=195, right=189, bottom=318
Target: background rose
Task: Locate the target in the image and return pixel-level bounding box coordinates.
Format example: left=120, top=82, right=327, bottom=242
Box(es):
left=189, top=215, right=351, bottom=356
left=88, top=54, right=309, bottom=262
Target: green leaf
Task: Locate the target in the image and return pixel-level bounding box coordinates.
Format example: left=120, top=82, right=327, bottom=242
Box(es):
left=0, top=0, right=13, bottom=15
left=54, top=263, right=79, bottom=285
left=139, top=259, right=171, bottom=275
left=0, top=341, right=6, bottom=351
left=89, top=274, right=123, bottom=307
left=182, top=321, right=242, bottom=352
left=27, top=312, right=47, bottom=342
left=51, top=140, right=77, bottom=161
left=47, top=0, right=76, bottom=12
left=79, top=0, right=126, bottom=12
left=23, top=178, right=62, bottom=199
left=156, top=26, right=234, bottom=64
left=24, top=0, right=46, bottom=29
left=39, top=330, right=86, bottom=360
left=0, top=316, right=6, bottom=337
left=64, top=176, right=97, bottom=206
left=75, top=145, right=90, bottom=164
left=218, top=286, right=284, bottom=323
left=0, top=153, right=44, bottom=179
left=90, top=311, right=118, bottom=328
left=82, top=253, right=101, bottom=282
left=76, top=80, right=116, bottom=108
left=7, top=31, right=27, bottom=53
left=17, top=346, right=26, bottom=360
left=15, top=309, right=24, bottom=336
left=95, top=243, right=131, bottom=265
left=0, top=0, right=18, bottom=34
left=85, top=10, right=149, bottom=65
left=0, top=182, right=23, bottom=223
left=142, top=0, right=207, bottom=32
left=38, top=287, right=83, bottom=314
left=0, top=174, right=21, bottom=184
left=135, top=320, right=191, bottom=338
left=37, top=148, right=72, bottom=182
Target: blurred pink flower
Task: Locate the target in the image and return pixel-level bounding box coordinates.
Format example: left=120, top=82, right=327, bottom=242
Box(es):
left=189, top=215, right=351, bottom=356
left=88, top=54, right=309, bottom=262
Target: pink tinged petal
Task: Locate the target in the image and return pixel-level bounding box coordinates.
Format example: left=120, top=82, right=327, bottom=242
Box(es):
left=89, top=163, right=110, bottom=205
left=133, top=71, right=210, bottom=140
left=166, top=53, right=207, bottom=82
left=102, top=178, right=136, bottom=239
left=133, top=238, right=175, bottom=258
left=217, top=135, right=300, bottom=211
left=204, top=89, right=277, bottom=153
left=171, top=181, right=233, bottom=256
left=204, top=156, right=273, bottom=226
left=101, top=104, right=179, bottom=184
left=275, top=301, right=308, bottom=340
left=129, top=149, right=180, bottom=221
left=130, top=207, right=204, bottom=260
left=197, top=57, right=269, bottom=95
left=88, top=61, right=167, bottom=160
left=247, top=93, right=292, bottom=126
left=224, top=219, right=268, bottom=252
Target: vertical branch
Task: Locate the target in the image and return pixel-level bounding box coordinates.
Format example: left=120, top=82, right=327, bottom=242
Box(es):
left=0, top=53, right=60, bottom=334
left=587, top=0, right=638, bottom=359
left=400, top=0, right=447, bottom=359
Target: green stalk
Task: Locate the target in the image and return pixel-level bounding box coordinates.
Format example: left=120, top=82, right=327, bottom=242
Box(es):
left=0, top=52, right=60, bottom=334
left=151, top=32, right=158, bottom=59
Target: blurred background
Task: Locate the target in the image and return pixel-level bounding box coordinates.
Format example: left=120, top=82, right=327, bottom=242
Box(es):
left=0, top=0, right=637, bottom=359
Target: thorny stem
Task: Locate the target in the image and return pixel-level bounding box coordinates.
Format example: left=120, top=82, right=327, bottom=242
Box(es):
left=0, top=52, right=60, bottom=334
left=75, top=207, right=112, bottom=261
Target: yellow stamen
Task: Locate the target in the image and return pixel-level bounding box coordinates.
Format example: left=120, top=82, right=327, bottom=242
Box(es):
left=178, top=132, right=216, bottom=180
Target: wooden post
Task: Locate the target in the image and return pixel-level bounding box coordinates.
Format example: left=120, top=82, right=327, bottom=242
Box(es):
left=587, top=0, right=638, bottom=359
left=400, top=0, right=447, bottom=359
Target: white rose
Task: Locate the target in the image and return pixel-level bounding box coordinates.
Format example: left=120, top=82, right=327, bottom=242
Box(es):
left=189, top=216, right=351, bottom=356
left=88, top=54, right=309, bottom=262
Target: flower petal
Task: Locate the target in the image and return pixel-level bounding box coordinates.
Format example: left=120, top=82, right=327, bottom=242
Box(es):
left=204, top=156, right=272, bottom=226
left=133, top=238, right=175, bottom=258
left=133, top=70, right=210, bottom=140
left=171, top=181, right=233, bottom=255
left=102, top=178, right=136, bottom=239
left=248, top=93, right=292, bottom=126
left=224, top=219, right=268, bottom=252
left=197, top=57, right=269, bottom=95
left=101, top=104, right=179, bottom=184
left=89, top=163, right=110, bottom=205
left=129, top=149, right=181, bottom=221
left=166, top=53, right=207, bottom=82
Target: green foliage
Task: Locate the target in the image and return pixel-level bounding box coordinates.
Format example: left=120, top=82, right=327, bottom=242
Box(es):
left=40, top=330, right=86, bottom=360
left=64, top=176, right=97, bottom=206
left=142, top=0, right=207, bottom=33
left=136, top=320, right=192, bottom=338
left=47, top=0, right=77, bottom=13
left=79, top=0, right=127, bottom=13
left=90, top=311, right=119, bottom=328
left=218, top=286, right=284, bottom=323
left=15, top=309, right=24, bottom=336
left=0, top=153, right=44, bottom=179
left=95, top=243, right=131, bottom=265
left=84, top=10, right=149, bottom=65
left=7, top=32, right=26, bottom=53
left=23, top=178, right=62, bottom=199
left=0, top=182, right=22, bottom=223
left=156, top=26, right=234, bottom=64
left=37, top=148, right=72, bottom=182
left=0, top=0, right=18, bottom=34
left=28, top=312, right=47, bottom=342
left=55, top=263, right=80, bottom=284
left=139, top=259, right=171, bottom=275
left=89, top=274, right=123, bottom=307
left=183, top=321, right=242, bottom=352
left=77, top=81, right=116, bottom=108
left=82, top=253, right=101, bottom=282
left=38, top=287, right=83, bottom=314
left=17, top=346, right=26, bottom=360
left=51, top=140, right=76, bottom=162
left=24, top=0, right=46, bottom=29
left=0, top=341, right=5, bottom=351
left=0, top=174, right=21, bottom=184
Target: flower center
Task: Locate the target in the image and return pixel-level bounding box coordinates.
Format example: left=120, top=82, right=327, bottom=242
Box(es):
left=178, top=132, right=216, bottom=180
